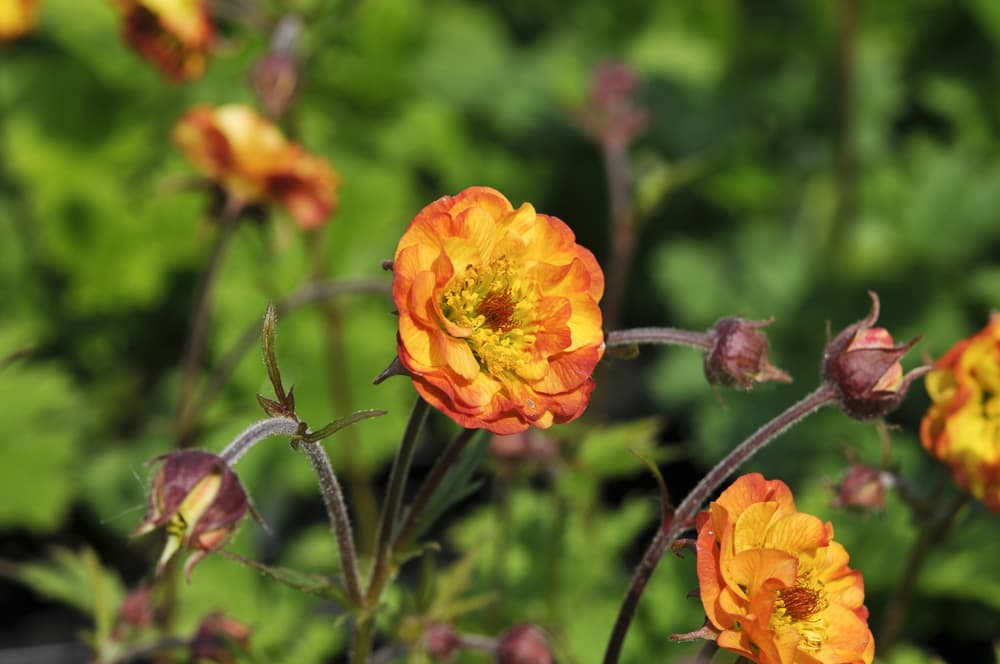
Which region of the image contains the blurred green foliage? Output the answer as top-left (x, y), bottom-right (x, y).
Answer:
top-left (2, 0), bottom-right (999, 662)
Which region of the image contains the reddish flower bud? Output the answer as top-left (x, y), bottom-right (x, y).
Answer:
top-left (131, 450), bottom-right (249, 580)
top-left (575, 61), bottom-right (648, 147)
top-left (822, 292), bottom-right (929, 420)
top-left (252, 52), bottom-right (300, 118)
top-left (496, 624), bottom-right (553, 664)
top-left (424, 622), bottom-right (461, 661)
top-left (191, 613), bottom-right (251, 663)
top-left (704, 317), bottom-right (791, 389)
top-left (117, 584), bottom-right (156, 635)
top-left (489, 430), bottom-right (558, 468)
top-left (830, 461), bottom-right (891, 512)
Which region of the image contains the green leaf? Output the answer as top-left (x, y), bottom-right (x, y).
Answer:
top-left (0, 547), bottom-right (124, 645)
top-left (0, 327), bottom-right (89, 531)
top-left (409, 431), bottom-right (490, 542)
top-left (302, 409), bottom-right (388, 443)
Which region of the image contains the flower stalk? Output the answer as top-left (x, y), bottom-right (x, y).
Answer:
top-left (605, 327), bottom-right (713, 351)
top-left (301, 441), bottom-right (364, 607)
top-left (393, 427), bottom-right (478, 554)
top-left (366, 398), bottom-right (431, 605)
top-left (601, 383), bottom-right (838, 664)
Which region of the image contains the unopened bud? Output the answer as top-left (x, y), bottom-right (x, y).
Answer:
top-left (132, 450), bottom-right (249, 580)
top-left (704, 317), bottom-right (791, 389)
top-left (496, 624), bottom-right (553, 664)
top-left (831, 461), bottom-right (891, 512)
top-left (424, 622), bottom-right (461, 661)
top-left (489, 430), bottom-right (558, 467)
top-left (822, 292), bottom-right (929, 420)
top-left (191, 613), bottom-right (251, 663)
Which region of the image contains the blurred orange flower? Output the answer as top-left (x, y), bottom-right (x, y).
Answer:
top-left (118, 0), bottom-right (214, 81)
top-left (696, 473), bottom-right (874, 664)
top-left (392, 187), bottom-right (604, 434)
top-left (173, 104), bottom-right (341, 229)
top-left (0, 0), bottom-right (39, 41)
top-left (921, 316), bottom-right (1000, 512)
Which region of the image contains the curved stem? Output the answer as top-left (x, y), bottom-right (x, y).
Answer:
top-left (878, 491), bottom-right (971, 651)
top-left (366, 398), bottom-right (430, 605)
top-left (218, 417), bottom-right (300, 465)
top-left (606, 327), bottom-right (713, 351)
top-left (302, 440), bottom-right (364, 607)
top-left (393, 428), bottom-right (477, 553)
top-left (602, 384), bottom-right (838, 664)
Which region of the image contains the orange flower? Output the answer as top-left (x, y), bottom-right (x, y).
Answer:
top-left (920, 316), bottom-right (1000, 512)
top-left (0, 0), bottom-right (39, 41)
top-left (173, 104), bottom-right (341, 229)
top-left (118, 0), bottom-right (214, 81)
top-left (696, 473), bottom-right (874, 664)
top-left (392, 187), bottom-right (605, 434)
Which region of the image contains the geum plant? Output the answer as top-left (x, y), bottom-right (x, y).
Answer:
top-left (133, 186), bottom-right (935, 663)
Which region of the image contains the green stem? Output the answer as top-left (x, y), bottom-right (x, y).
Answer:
top-left (366, 398), bottom-right (430, 605)
top-left (393, 427), bottom-right (477, 553)
top-left (175, 211), bottom-right (238, 448)
top-left (602, 384), bottom-right (838, 664)
top-left (350, 615), bottom-right (376, 664)
top-left (878, 490), bottom-right (971, 652)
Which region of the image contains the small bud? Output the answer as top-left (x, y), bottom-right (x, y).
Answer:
top-left (191, 613), bottom-right (251, 663)
top-left (489, 430), bottom-right (557, 467)
top-left (574, 61), bottom-right (648, 147)
top-left (117, 584), bottom-right (156, 632)
top-left (822, 292), bottom-right (929, 420)
top-left (252, 52), bottom-right (299, 118)
top-left (496, 624), bottom-right (553, 664)
top-left (704, 317), bottom-right (791, 389)
top-left (424, 622), bottom-right (461, 661)
top-left (830, 461), bottom-right (892, 512)
top-left (131, 450), bottom-right (249, 580)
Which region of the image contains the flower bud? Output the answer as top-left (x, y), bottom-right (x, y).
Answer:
top-left (132, 450), bottom-right (249, 580)
top-left (822, 292), bottom-right (928, 420)
top-left (252, 53), bottom-right (300, 118)
top-left (830, 461), bottom-right (891, 512)
top-left (704, 317), bottom-right (791, 389)
top-left (496, 624), bottom-right (553, 664)
top-left (489, 430), bottom-right (558, 468)
top-left (191, 613), bottom-right (251, 663)
top-left (424, 622), bottom-right (461, 661)
top-left (116, 584), bottom-right (156, 637)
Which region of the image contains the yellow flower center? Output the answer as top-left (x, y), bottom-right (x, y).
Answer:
top-left (440, 258), bottom-right (537, 375)
top-left (772, 573), bottom-right (829, 653)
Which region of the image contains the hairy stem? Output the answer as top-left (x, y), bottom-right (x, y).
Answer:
top-left (602, 384), bottom-right (838, 664)
top-left (302, 440), bottom-right (364, 607)
top-left (393, 428), bottom-right (477, 553)
top-left (218, 417), bottom-right (300, 465)
top-left (350, 615), bottom-right (376, 664)
top-left (606, 327), bottom-right (713, 350)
